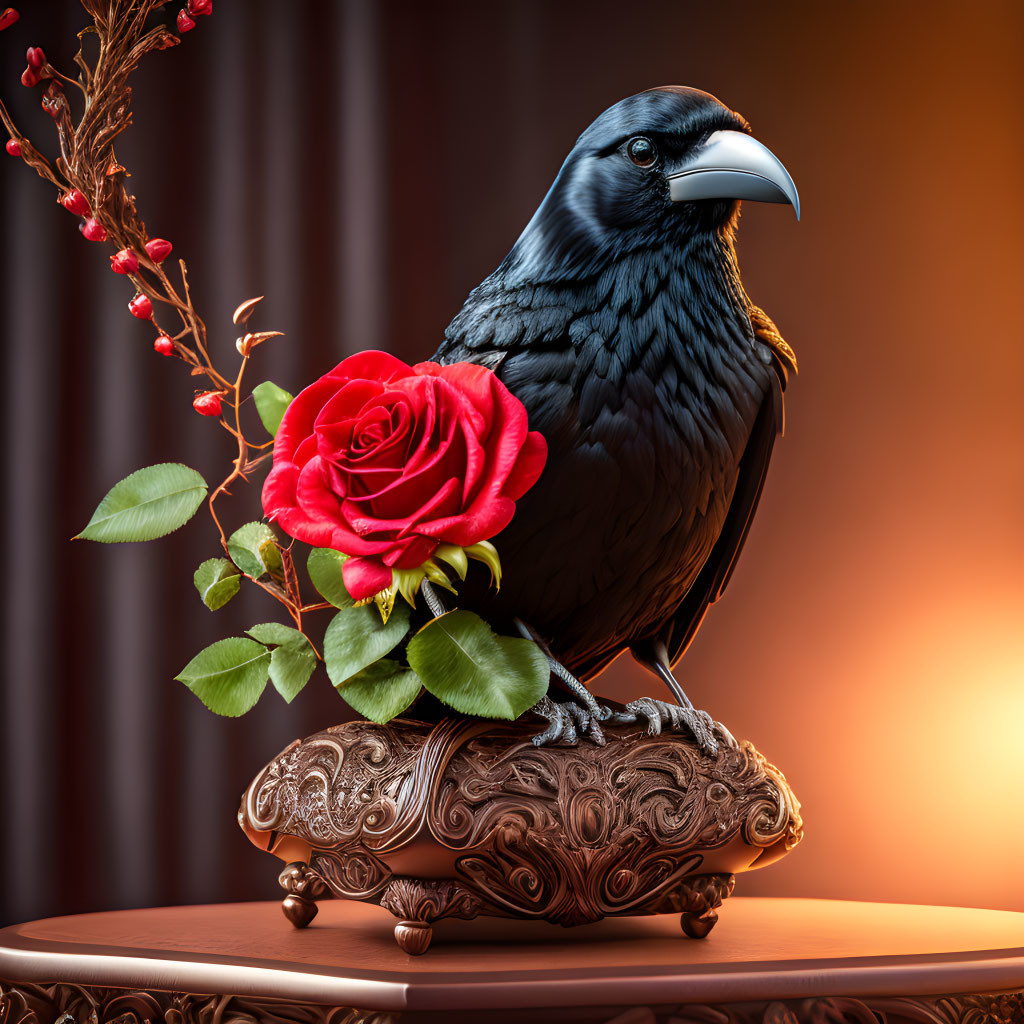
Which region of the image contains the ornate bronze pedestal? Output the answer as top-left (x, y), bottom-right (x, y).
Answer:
top-left (239, 715), bottom-right (802, 954)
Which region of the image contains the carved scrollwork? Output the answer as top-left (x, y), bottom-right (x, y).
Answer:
top-left (645, 872), bottom-right (736, 917)
top-left (0, 983), bottom-right (396, 1024)
top-left (3, 981), bottom-right (1023, 1024)
top-left (660, 992), bottom-right (1024, 1024)
top-left (278, 861), bottom-right (330, 900)
top-left (309, 847), bottom-right (392, 901)
top-left (239, 715), bottom-right (802, 931)
top-left (379, 878), bottom-right (481, 923)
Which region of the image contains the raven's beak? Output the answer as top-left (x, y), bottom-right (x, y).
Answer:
top-left (667, 130), bottom-right (800, 220)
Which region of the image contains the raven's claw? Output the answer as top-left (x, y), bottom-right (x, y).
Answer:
top-left (612, 697), bottom-right (721, 754)
top-left (530, 695), bottom-right (610, 747)
top-left (515, 618), bottom-right (612, 746)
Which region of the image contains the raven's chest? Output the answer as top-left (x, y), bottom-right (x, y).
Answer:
top-left (523, 320), bottom-right (767, 499)
top-left (587, 340), bottom-right (761, 541)
top-left (496, 326), bottom-right (771, 617)
top-left (440, 240), bottom-right (778, 667)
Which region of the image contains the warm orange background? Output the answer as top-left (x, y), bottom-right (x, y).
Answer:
top-left (590, 1), bottom-right (1024, 911)
top-left (0, 0), bottom-right (1021, 923)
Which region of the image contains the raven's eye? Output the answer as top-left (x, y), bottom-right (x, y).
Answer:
top-left (626, 136), bottom-right (657, 168)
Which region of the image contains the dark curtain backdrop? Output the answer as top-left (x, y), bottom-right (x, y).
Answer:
top-left (2, 0), bottom-right (1023, 927)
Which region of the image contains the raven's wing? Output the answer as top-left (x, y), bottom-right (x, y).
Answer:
top-left (659, 305), bottom-right (796, 668)
top-left (433, 339), bottom-right (509, 372)
top-left (436, 300), bottom-right (796, 673)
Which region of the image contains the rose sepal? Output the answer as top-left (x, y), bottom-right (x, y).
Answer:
top-left (360, 557), bottom-right (460, 623)
top-left (357, 541), bottom-right (504, 623)
top-left (433, 544), bottom-right (469, 581)
top-left (464, 541), bottom-right (502, 589)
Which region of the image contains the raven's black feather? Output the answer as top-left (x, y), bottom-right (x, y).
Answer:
top-left (433, 87), bottom-right (790, 681)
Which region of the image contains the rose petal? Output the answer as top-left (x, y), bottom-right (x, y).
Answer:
top-left (262, 461), bottom-right (300, 518)
top-left (326, 350), bottom-right (415, 385)
top-left (332, 461), bottom-right (403, 500)
top-left (416, 495), bottom-right (517, 546)
top-left (349, 387), bottom-right (460, 510)
top-left (294, 432), bottom-right (321, 470)
top-left (314, 378), bottom-right (385, 429)
top-left (274, 375), bottom-right (347, 461)
top-left (293, 456), bottom-right (391, 554)
top-left (456, 407), bottom-right (487, 504)
top-left (449, 373), bottom-right (530, 524)
top-left (341, 556), bottom-right (393, 601)
top-left (417, 360), bottom-right (496, 431)
top-left (384, 534), bottom-right (437, 569)
top-left (502, 429), bottom-right (548, 500)
top-left (296, 456), bottom-right (342, 519)
top-left (394, 378), bottom-right (441, 474)
top-left (352, 442), bottom-right (461, 517)
top-left (344, 475), bottom-right (461, 537)
top-left (270, 507), bottom-right (340, 549)
top-left (321, 391), bottom-right (414, 470)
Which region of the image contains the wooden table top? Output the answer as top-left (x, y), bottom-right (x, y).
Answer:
top-left (2, 898), bottom-right (1023, 1012)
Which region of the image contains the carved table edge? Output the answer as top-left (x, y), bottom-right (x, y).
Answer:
top-left (2, 975), bottom-right (1024, 1024)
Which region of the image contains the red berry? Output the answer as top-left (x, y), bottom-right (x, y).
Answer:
top-left (193, 391), bottom-right (222, 416)
top-left (144, 238), bottom-right (172, 263)
top-left (177, 9), bottom-right (195, 31)
top-left (187, 0), bottom-right (212, 13)
top-left (20, 66), bottom-right (38, 87)
top-left (128, 293), bottom-right (153, 319)
top-left (26, 47), bottom-right (44, 68)
top-left (110, 248), bottom-right (139, 274)
top-left (5, 138), bottom-right (21, 156)
top-left (61, 189), bottom-right (90, 216)
top-left (0, 9), bottom-right (20, 32)
top-left (81, 218), bottom-right (106, 241)
top-left (153, 335), bottom-right (175, 356)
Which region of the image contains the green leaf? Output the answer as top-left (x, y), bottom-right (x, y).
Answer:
top-left (76, 463), bottom-right (207, 543)
top-left (406, 610), bottom-right (548, 720)
top-left (194, 558), bottom-right (241, 610)
top-left (323, 602), bottom-right (410, 687)
top-left (307, 548), bottom-right (354, 607)
top-left (228, 522), bottom-right (283, 578)
top-left (246, 622), bottom-right (308, 648)
top-left (269, 645), bottom-right (316, 702)
top-left (175, 637), bottom-right (271, 717)
top-left (252, 381), bottom-right (293, 437)
top-left (246, 623), bottom-right (315, 702)
top-left (335, 658), bottom-right (422, 723)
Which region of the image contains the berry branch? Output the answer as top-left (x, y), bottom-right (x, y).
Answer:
top-left (3, 1), bottom-right (549, 726)
top-left (1, 0), bottom-right (321, 653)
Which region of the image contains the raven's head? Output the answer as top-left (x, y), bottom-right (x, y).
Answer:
top-left (503, 86), bottom-right (799, 285)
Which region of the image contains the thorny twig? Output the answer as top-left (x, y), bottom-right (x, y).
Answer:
top-left (2, 1), bottom-right (322, 656)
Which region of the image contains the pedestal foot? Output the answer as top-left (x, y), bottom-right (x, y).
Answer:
top-left (380, 878), bottom-right (480, 953)
top-left (277, 861), bottom-right (328, 929)
top-left (394, 920), bottom-right (433, 955)
top-left (681, 908), bottom-right (718, 939)
top-left (282, 894), bottom-right (318, 929)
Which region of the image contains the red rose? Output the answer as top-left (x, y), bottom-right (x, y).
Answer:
top-left (262, 351), bottom-right (547, 601)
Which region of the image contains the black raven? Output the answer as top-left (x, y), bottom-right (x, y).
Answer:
top-left (431, 87), bottom-right (799, 749)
